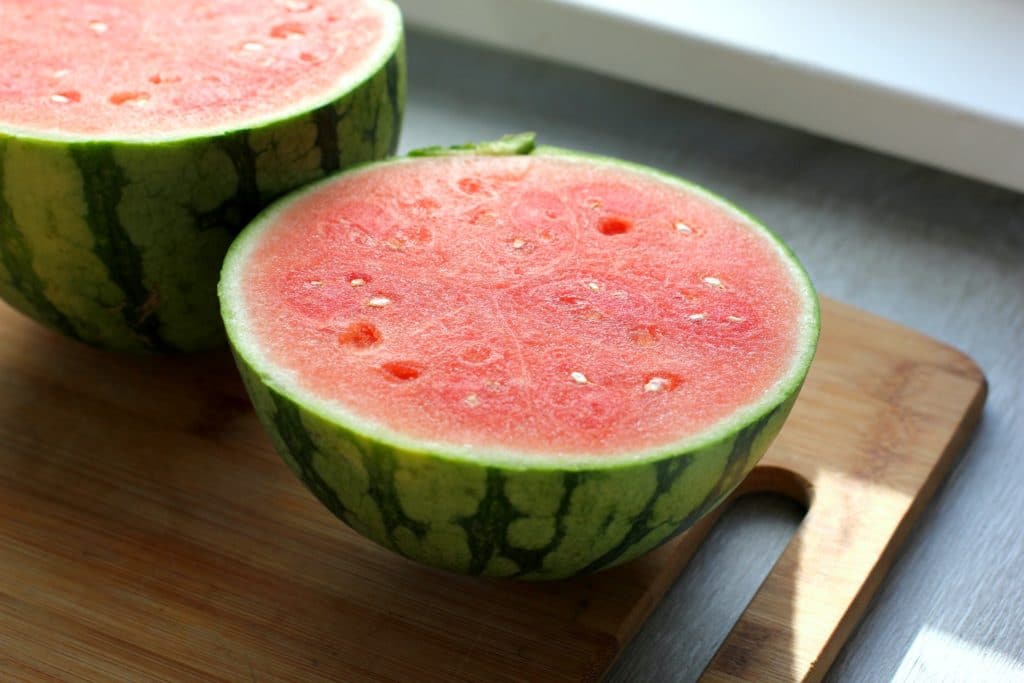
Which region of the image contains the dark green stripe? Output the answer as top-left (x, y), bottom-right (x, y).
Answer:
top-left (384, 51), bottom-right (403, 155)
top-left (576, 456), bottom-right (693, 575)
top-left (221, 132), bottom-right (260, 207)
top-left (271, 394), bottom-right (354, 523)
top-left (69, 145), bottom-right (170, 351)
top-left (461, 472), bottom-right (582, 578)
top-left (191, 131), bottom-right (267, 242)
top-left (313, 106), bottom-right (341, 176)
top-left (460, 470), bottom-right (518, 575)
top-left (0, 144), bottom-right (78, 338)
top-left (360, 439), bottom-right (428, 545)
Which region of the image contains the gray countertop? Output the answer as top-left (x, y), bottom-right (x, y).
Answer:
top-left (401, 30), bottom-right (1024, 682)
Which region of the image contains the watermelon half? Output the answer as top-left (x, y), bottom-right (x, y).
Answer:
top-left (0, 0), bottom-right (404, 352)
top-left (220, 134), bottom-right (820, 579)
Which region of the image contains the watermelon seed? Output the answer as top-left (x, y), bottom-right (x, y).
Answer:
top-left (464, 394), bottom-right (481, 408)
top-left (644, 374), bottom-right (681, 392)
top-left (511, 238), bottom-right (526, 249)
top-left (338, 322), bottom-right (382, 349)
top-left (285, 0), bottom-right (314, 11)
top-left (88, 20), bottom-right (108, 34)
top-left (367, 296), bottom-right (392, 307)
top-left (727, 315), bottom-right (746, 323)
top-left (349, 278), bottom-right (366, 287)
top-left (305, 280), bottom-right (322, 288)
top-left (703, 276), bottom-right (724, 288)
top-left (570, 371), bottom-right (589, 385)
top-left (51, 91), bottom-right (81, 104)
top-left (53, 69), bottom-right (71, 79)
top-left (598, 217), bottom-right (632, 236)
top-left (586, 282), bottom-right (601, 291)
top-left (242, 42), bottom-right (265, 52)
top-left (674, 221), bottom-right (693, 234)
top-left (108, 91), bottom-right (150, 106)
top-left (644, 377), bottom-right (670, 393)
top-left (382, 361), bottom-right (423, 381)
top-left (688, 313), bottom-right (707, 321)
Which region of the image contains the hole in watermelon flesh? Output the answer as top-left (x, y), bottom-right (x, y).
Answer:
top-left (459, 345), bottom-right (493, 364)
top-left (51, 90), bottom-right (81, 103)
top-left (598, 217), bottom-right (632, 235)
top-left (338, 322), bottom-right (382, 349)
top-left (109, 91), bottom-right (150, 106)
top-left (381, 361), bottom-right (423, 381)
top-left (270, 22), bottom-right (306, 39)
top-left (630, 324), bottom-right (662, 346)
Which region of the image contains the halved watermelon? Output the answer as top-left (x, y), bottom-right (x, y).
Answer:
top-left (220, 134), bottom-right (820, 579)
top-left (0, 0), bottom-right (404, 351)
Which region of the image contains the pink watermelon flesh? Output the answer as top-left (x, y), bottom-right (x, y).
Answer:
top-left (241, 155), bottom-right (807, 457)
top-left (0, 0), bottom-right (386, 137)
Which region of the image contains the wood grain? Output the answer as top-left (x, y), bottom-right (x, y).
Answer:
top-left (0, 297), bottom-right (985, 682)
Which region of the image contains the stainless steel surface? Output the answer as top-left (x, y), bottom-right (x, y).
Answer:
top-left (401, 30), bottom-right (1024, 681)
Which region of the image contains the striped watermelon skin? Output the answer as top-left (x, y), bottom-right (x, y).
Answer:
top-left (236, 352), bottom-right (799, 580)
top-left (0, 40), bottom-right (404, 353)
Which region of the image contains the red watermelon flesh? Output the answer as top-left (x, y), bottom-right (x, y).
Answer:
top-left (238, 153), bottom-right (809, 457)
top-left (0, 0), bottom-right (387, 138)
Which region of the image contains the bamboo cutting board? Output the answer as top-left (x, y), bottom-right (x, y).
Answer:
top-left (0, 297), bottom-right (985, 682)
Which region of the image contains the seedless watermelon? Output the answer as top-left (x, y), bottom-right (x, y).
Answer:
top-left (0, 0), bottom-right (404, 351)
top-left (220, 134), bottom-right (819, 579)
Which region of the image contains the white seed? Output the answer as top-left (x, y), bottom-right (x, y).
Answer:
top-left (727, 315), bottom-right (745, 322)
top-left (53, 69), bottom-right (70, 78)
top-left (703, 276), bottom-right (724, 288)
top-left (367, 296), bottom-right (391, 307)
top-left (512, 238), bottom-right (526, 249)
top-left (570, 371), bottom-right (588, 385)
top-left (285, 0), bottom-right (312, 10)
top-left (50, 94), bottom-right (70, 103)
top-left (350, 278), bottom-right (366, 287)
top-left (88, 20), bottom-right (108, 33)
top-left (674, 221), bottom-right (693, 234)
top-left (464, 394), bottom-right (481, 408)
top-left (688, 313), bottom-right (706, 321)
top-left (586, 282), bottom-right (600, 291)
top-left (644, 377), bottom-right (669, 393)
top-left (305, 280), bottom-right (322, 288)
top-left (242, 42), bottom-right (265, 51)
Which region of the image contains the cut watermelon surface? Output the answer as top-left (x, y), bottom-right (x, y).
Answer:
top-left (221, 136), bottom-right (819, 578)
top-left (0, 0), bottom-right (404, 351)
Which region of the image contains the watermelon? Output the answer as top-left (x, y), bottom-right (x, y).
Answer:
top-left (220, 134), bottom-right (820, 579)
top-left (0, 0), bottom-right (404, 352)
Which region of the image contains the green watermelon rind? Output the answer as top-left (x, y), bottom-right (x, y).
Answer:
top-left (0, 0), bottom-right (405, 352)
top-left (220, 142), bottom-right (819, 579)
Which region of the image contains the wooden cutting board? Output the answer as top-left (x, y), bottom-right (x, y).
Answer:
top-left (0, 297), bottom-right (985, 683)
